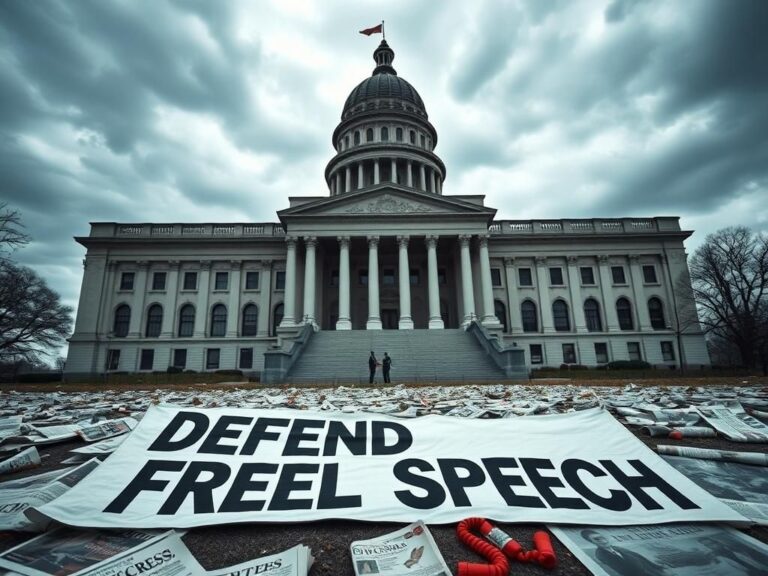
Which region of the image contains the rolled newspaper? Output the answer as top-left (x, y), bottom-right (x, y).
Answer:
top-left (657, 445), bottom-right (768, 466)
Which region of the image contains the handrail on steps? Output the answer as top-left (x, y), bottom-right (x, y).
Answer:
top-left (465, 320), bottom-right (528, 380)
top-left (262, 323), bottom-right (315, 384)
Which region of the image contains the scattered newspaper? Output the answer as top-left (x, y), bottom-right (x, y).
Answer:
top-left (662, 454), bottom-right (768, 524)
top-left (657, 445), bottom-right (768, 466)
top-left (696, 404), bottom-right (768, 442)
top-left (32, 424), bottom-right (81, 440)
top-left (0, 416), bottom-right (22, 439)
top-left (70, 435), bottom-right (127, 455)
top-left (0, 447), bottom-right (40, 475)
top-left (668, 426), bottom-right (716, 438)
top-left (0, 467), bottom-right (75, 490)
top-left (445, 405), bottom-right (487, 418)
top-left (350, 521), bottom-right (451, 576)
top-left (78, 417), bottom-right (137, 443)
top-left (207, 544), bottom-right (313, 576)
top-left (551, 523), bottom-right (768, 576)
top-left (0, 459), bottom-right (99, 531)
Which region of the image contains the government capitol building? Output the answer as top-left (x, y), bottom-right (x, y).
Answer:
top-left (65, 40), bottom-right (710, 382)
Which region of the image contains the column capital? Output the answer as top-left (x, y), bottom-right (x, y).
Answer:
top-left (136, 260), bottom-right (150, 270)
top-left (397, 235), bottom-right (410, 248)
top-left (304, 236), bottom-right (318, 247)
top-left (425, 235), bottom-right (439, 249)
top-left (107, 260), bottom-right (118, 270)
top-left (260, 259), bottom-right (273, 270)
top-left (628, 254), bottom-right (641, 262)
top-left (458, 234), bottom-right (472, 247)
top-left (337, 236), bottom-right (350, 248)
top-left (230, 260), bottom-right (242, 270)
top-left (200, 260), bottom-right (212, 270)
top-left (285, 236), bottom-right (299, 248)
top-left (367, 235), bottom-right (380, 247)
top-left (534, 256), bottom-right (547, 265)
top-left (597, 255), bottom-right (610, 264)
top-left (477, 234), bottom-right (489, 248)
top-left (503, 257), bottom-right (515, 267)
top-left (567, 256), bottom-right (579, 264)
top-left (168, 260), bottom-right (181, 270)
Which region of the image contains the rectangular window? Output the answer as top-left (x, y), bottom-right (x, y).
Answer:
top-left (330, 270), bottom-right (339, 287)
top-left (627, 342), bottom-right (642, 361)
top-left (643, 265), bottom-right (658, 284)
top-left (383, 269), bottom-right (396, 286)
top-left (580, 267), bottom-right (595, 285)
top-left (245, 271), bottom-right (259, 290)
top-left (173, 349), bottom-right (187, 369)
top-left (594, 343), bottom-right (609, 364)
top-left (562, 343), bottom-right (577, 364)
top-left (518, 268), bottom-right (533, 286)
top-left (120, 272), bottom-right (135, 291)
top-left (139, 349), bottom-right (154, 371)
top-left (183, 271), bottom-right (197, 290)
top-left (530, 344), bottom-right (543, 364)
top-left (409, 269), bottom-right (420, 286)
top-left (239, 348), bottom-right (254, 369)
top-left (215, 272), bottom-right (229, 290)
top-left (549, 267), bottom-right (564, 286)
top-left (611, 266), bottom-right (626, 284)
top-left (106, 349), bottom-right (120, 371)
top-left (437, 268), bottom-right (447, 285)
top-left (491, 268), bottom-right (502, 287)
top-left (206, 348), bottom-right (220, 370)
top-left (151, 272), bottom-right (166, 291)
top-left (359, 270), bottom-right (369, 285)
top-left (661, 341), bottom-right (675, 361)
top-left (275, 271), bottom-right (286, 290)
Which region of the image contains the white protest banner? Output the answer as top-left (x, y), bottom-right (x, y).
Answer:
top-left (36, 405), bottom-right (746, 529)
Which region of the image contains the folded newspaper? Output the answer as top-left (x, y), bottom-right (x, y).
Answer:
top-left (696, 403), bottom-right (768, 442)
top-left (350, 521), bottom-right (451, 576)
top-left (0, 447), bottom-right (40, 475)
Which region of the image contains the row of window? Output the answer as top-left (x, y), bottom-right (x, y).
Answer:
top-left (492, 264), bottom-right (659, 289)
top-left (119, 270), bottom-right (286, 292)
top-left (108, 347), bottom-right (256, 371)
top-left (342, 126), bottom-right (430, 151)
top-left (529, 341), bottom-right (675, 365)
top-left (518, 297), bottom-right (666, 332)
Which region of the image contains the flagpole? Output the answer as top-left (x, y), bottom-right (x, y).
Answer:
top-left (382, 20), bottom-right (385, 40)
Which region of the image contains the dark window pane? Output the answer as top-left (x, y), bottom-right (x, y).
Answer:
top-left (648, 297), bottom-right (665, 329)
top-left (518, 268), bottom-right (533, 286)
top-left (383, 269), bottom-right (396, 286)
top-left (139, 349), bottom-right (154, 371)
top-left (661, 341), bottom-right (675, 361)
top-left (437, 268), bottom-right (446, 285)
top-left (359, 270), bottom-right (368, 285)
top-left (611, 266), bottom-right (626, 284)
top-left (491, 268), bottom-right (502, 287)
top-left (627, 342), bottom-right (641, 361)
top-left (106, 350), bottom-right (120, 370)
top-left (178, 304), bottom-right (195, 337)
top-left (580, 267), bottom-right (595, 285)
top-left (239, 348), bottom-right (253, 369)
top-left (549, 267), bottom-right (564, 286)
top-left (562, 343), bottom-right (576, 364)
top-left (173, 349), bottom-right (187, 369)
top-left (145, 305), bottom-right (163, 337)
top-left (409, 130), bottom-right (415, 144)
top-left (494, 300), bottom-right (507, 333)
top-left (206, 348), bottom-right (220, 370)
top-left (245, 271), bottom-right (259, 290)
top-left (584, 299), bottom-right (602, 332)
top-left (273, 303), bottom-right (284, 335)
top-left (409, 269), bottom-right (420, 285)
top-left (114, 305), bottom-right (131, 337)
top-left (595, 343), bottom-right (609, 364)
top-left (120, 272), bottom-right (134, 290)
top-left (381, 127), bottom-right (388, 141)
top-left (242, 304), bottom-right (258, 336)
top-left (396, 127), bottom-right (403, 142)
top-left (354, 131), bottom-right (360, 145)
top-left (420, 134), bottom-right (426, 148)
top-left (152, 272), bottom-right (166, 291)
top-left (330, 270), bottom-right (339, 287)
top-left (275, 271), bottom-right (286, 290)
top-left (366, 128), bottom-right (373, 142)
top-left (521, 301), bottom-right (538, 332)
top-left (553, 300), bottom-right (570, 331)
top-left (211, 304), bottom-right (227, 337)
top-left (215, 272), bottom-right (228, 290)
top-left (530, 344), bottom-right (543, 364)
top-left (643, 265), bottom-right (658, 283)
top-left (617, 298), bottom-right (634, 330)
top-left (183, 272), bottom-right (197, 290)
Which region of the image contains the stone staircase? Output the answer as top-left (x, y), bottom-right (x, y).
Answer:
top-left (286, 329), bottom-right (508, 384)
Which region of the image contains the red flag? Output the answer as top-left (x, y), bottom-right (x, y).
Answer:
top-left (359, 24), bottom-right (383, 36)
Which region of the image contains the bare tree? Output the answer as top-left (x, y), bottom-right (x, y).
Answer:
top-left (0, 261), bottom-right (73, 362)
top-left (688, 226), bottom-right (768, 371)
top-left (0, 203), bottom-right (30, 261)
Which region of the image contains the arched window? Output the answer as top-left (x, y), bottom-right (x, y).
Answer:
top-left (344, 135), bottom-right (349, 149)
top-left (353, 131), bottom-right (360, 146)
top-left (178, 304), bottom-right (195, 337)
top-left (366, 128), bottom-right (374, 142)
top-left (616, 298), bottom-right (634, 330)
top-left (553, 300), bottom-right (570, 332)
top-left (210, 304), bottom-right (227, 337)
top-left (242, 304), bottom-right (258, 337)
top-left (381, 127), bottom-right (389, 141)
top-left (584, 298), bottom-right (602, 332)
top-left (396, 127), bottom-right (403, 142)
top-left (145, 304), bottom-right (162, 338)
top-left (494, 300), bottom-right (508, 333)
top-left (113, 305), bottom-right (130, 337)
top-left (648, 297), bottom-right (665, 329)
top-left (409, 130), bottom-right (416, 144)
top-left (521, 301), bottom-right (538, 332)
top-left (272, 303), bottom-right (284, 337)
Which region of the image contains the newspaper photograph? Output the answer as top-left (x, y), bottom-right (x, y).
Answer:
top-left (696, 404), bottom-right (768, 442)
top-left (0, 447), bottom-right (40, 475)
top-left (0, 527), bottom-right (168, 576)
top-left (78, 418), bottom-right (137, 443)
top-left (207, 544), bottom-right (313, 576)
top-left (350, 521), bottom-right (451, 576)
top-left (551, 524), bottom-right (768, 576)
top-left (85, 531), bottom-right (202, 576)
top-left (657, 445), bottom-right (768, 466)
top-left (0, 459), bottom-right (99, 531)
top-left (662, 454), bottom-right (768, 524)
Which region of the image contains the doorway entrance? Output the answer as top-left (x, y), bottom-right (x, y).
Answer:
top-left (381, 308), bottom-right (398, 329)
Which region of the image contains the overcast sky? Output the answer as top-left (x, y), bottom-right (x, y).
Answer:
top-left (1, 0), bottom-right (767, 325)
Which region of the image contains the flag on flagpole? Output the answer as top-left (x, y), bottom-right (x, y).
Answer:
top-left (359, 24), bottom-right (383, 36)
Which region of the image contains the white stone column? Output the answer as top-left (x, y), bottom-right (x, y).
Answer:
top-left (397, 236), bottom-right (413, 329)
top-left (430, 169), bottom-right (437, 194)
top-left (420, 164), bottom-right (427, 191)
top-left (598, 255), bottom-right (620, 331)
top-left (302, 237), bottom-right (317, 326)
top-left (226, 260), bottom-right (242, 336)
top-left (336, 236), bottom-right (352, 330)
top-left (407, 161), bottom-right (413, 187)
top-left (280, 237), bottom-right (298, 327)
top-left (567, 256), bottom-right (587, 332)
top-left (437, 177), bottom-right (442, 194)
top-left (128, 261), bottom-right (149, 337)
top-left (478, 235), bottom-right (501, 327)
top-left (629, 255), bottom-right (652, 330)
top-left (535, 256), bottom-right (554, 333)
top-left (459, 235), bottom-right (476, 326)
top-left (335, 173), bottom-right (342, 195)
top-left (374, 160), bottom-right (380, 185)
top-left (426, 235), bottom-right (444, 329)
top-left (193, 261), bottom-right (211, 337)
top-left (391, 159), bottom-right (398, 184)
top-left (160, 261), bottom-right (180, 338)
top-left (345, 166), bottom-right (351, 192)
top-left (257, 260), bottom-right (272, 336)
top-left (366, 236), bottom-right (382, 329)
top-left (504, 257), bottom-right (523, 332)
top-left (357, 163), bottom-right (364, 189)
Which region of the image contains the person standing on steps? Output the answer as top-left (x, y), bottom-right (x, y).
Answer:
top-left (382, 352), bottom-right (392, 383)
top-left (368, 351), bottom-right (378, 384)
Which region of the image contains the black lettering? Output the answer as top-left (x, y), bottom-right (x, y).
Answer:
top-left (199, 416), bottom-right (253, 455)
top-left (437, 458), bottom-right (485, 507)
top-left (393, 458), bottom-right (446, 509)
top-left (148, 412), bottom-right (210, 452)
top-left (318, 463), bottom-right (362, 509)
top-left (520, 458), bottom-right (588, 509)
top-left (218, 463), bottom-right (278, 512)
top-left (158, 461), bottom-right (231, 514)
top-left (601, 459), bottom-right (699, 510)
top-left (562, 459), bottom-right (631, 511)
top-left (104, 460), bottom-right (185, 513)
top-left (372, 421), bottom-right (413, 455)
top-left (268, 463), bottom-right (317, 510)
top-left (240, 417), bottom-right (290, 456)
top-left (323, 420), bottom-right (367, 456)
top-left (282, 419), bottom-right (325, 456)
top-left (482, 457), bottom-right (545, 508)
